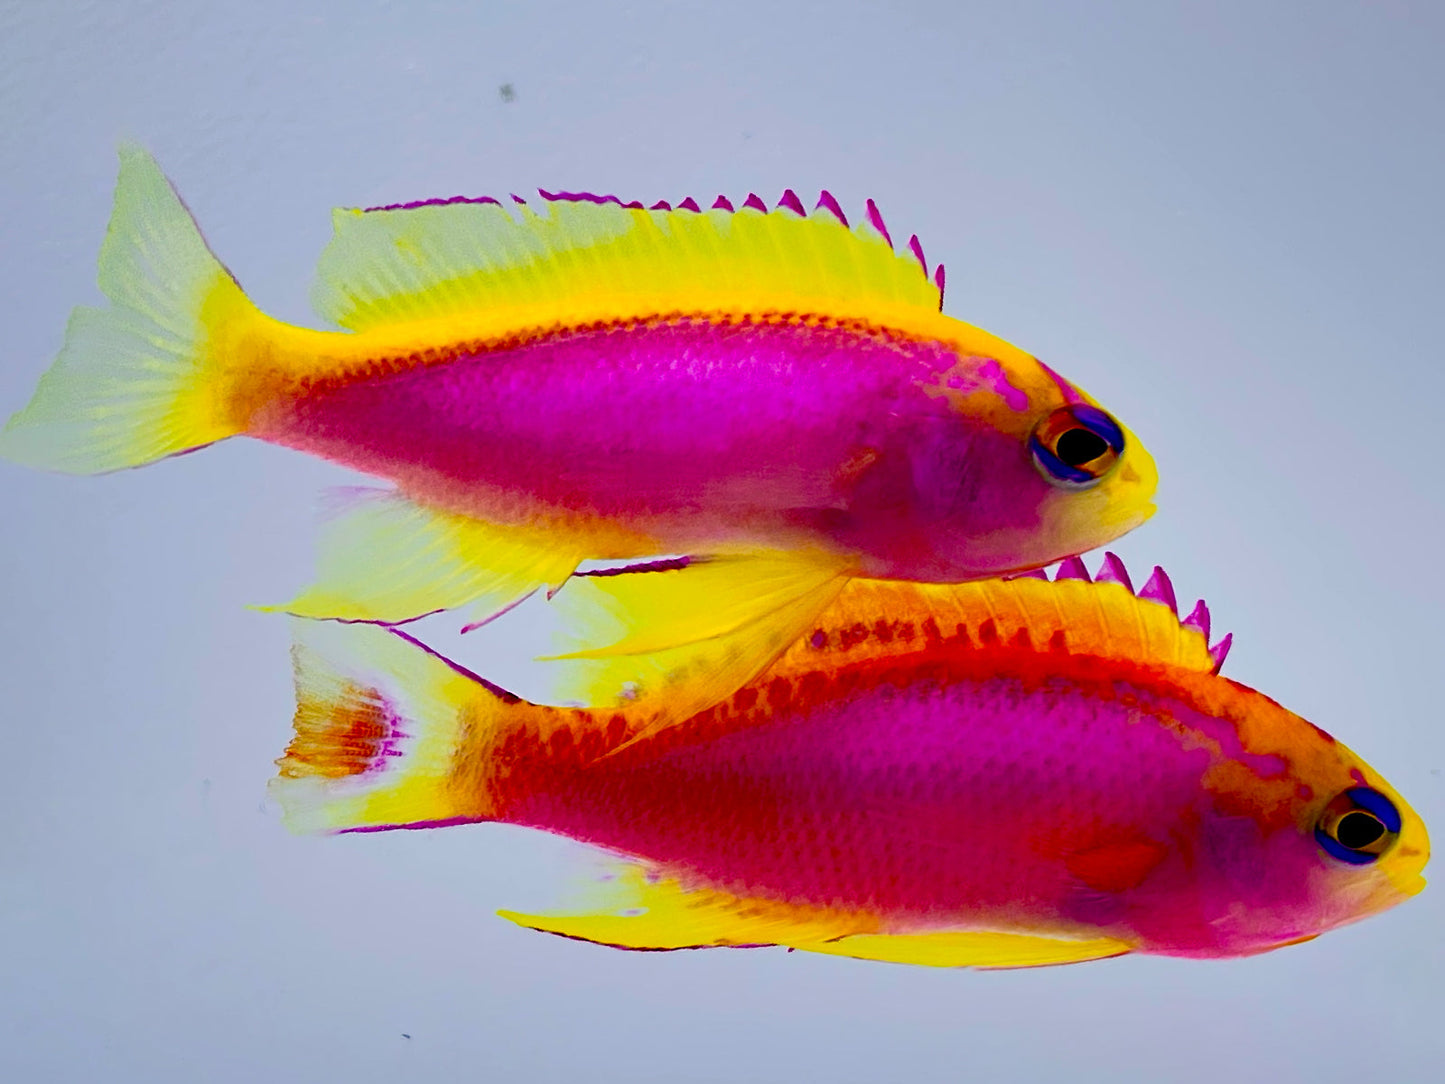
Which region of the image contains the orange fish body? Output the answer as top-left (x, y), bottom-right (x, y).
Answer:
top-left (274, 558), bottom-right (1427, 968)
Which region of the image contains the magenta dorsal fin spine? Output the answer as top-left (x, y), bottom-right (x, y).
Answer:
top-left (742, 193), bottom-right (768, 213)
top-left (678, 196), bottom-right (702, 212)
top-left (933, 264), bottom-right (946, 309)
top-left (1094, 552), bottom-right (1134, 593)
top-left (1182, 599), bottom-right (1212, 642)
top-left (908, 234), bottom-right (928, 276)
top-left (712, 195), bottom-right (735, 212)
top-left (1139, 567), bottom-right (1177, 615)
top-left (540, 189), bottom-right (630, 207)
top-left (510, 194), bottom-right (527, 206)
top-left (777, 189), bottom-right (806, 217)
top-left (362, 194), bottom-right (505, 212)
top-left (1209, 633), bottom-right (1234, 674)
top-left (649, 200), bottom-right (672, 211)
top-left (815, 190), bottom-right (848, 226)
top-left (864, 199), bottom-right (893, 248)
top-left (1055, 556), bottom-right (1091, 582)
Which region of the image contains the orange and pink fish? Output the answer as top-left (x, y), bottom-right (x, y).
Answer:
top-left (274, 556), bottom-right (1427, 968)
top-left (0, 149), bottom-right (1156, 689)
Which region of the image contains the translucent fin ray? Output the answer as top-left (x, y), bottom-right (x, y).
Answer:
top-left (262, 488), bottom-right (584, 626)
top-left (0, 146), bottom-right (266, 473)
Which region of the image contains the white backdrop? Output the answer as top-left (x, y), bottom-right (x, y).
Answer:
top-left (2, 3), bottom-right (1441, 1080)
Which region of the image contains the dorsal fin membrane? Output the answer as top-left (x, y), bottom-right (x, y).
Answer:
top-left (313, 189), bottom-right (943, 332)
top-left (770, 554), bottom-right (1223, 680)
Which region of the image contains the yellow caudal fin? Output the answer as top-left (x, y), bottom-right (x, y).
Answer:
top-left (535, 551), bottom-right (851, 729)
top-left (263, 488), bottom-right (586, 627)
top-left (271, 619), bottom-right (506, 834)
top-left (311, 188), bottom-right (944, 336)
top-left (501, 863), bottom-right (1132, 969)
top-left (0, 146), bottom-right (271, 473)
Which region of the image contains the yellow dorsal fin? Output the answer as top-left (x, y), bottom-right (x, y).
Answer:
top-left (500, 862), bottom-right (1132, 969)
top-left (311, 190), bottom-right (943, 333)
top-left (760, 555), bottom-right (1224, 681)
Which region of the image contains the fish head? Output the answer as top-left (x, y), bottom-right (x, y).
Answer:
top-left (870, 359), bottom-right (1158, 580)
top-left (1128, 693), bottom-right (1428, 959)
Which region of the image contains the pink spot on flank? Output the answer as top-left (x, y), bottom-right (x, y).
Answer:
top-left (976, 359), bottom-right (1030, 412)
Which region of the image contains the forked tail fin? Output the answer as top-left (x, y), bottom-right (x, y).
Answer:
top-left (272, 621), bottom-right (513, 834)
top-left (0, 146), bottom-right (270, 473)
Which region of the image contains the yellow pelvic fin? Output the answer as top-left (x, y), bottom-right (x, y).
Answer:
top-left (0, 146), bottom-right (273, 474)
top-left (761, 574), bottom-right (1218, 680)
top-left (263, 488), bottom-right (585, 626)
top-left (310, 190), bottom-right (943, 335)
top-left (501, 864), bottom-right (1132, 969)
top-left (535, 550), bottom-right (851, 729)
top-left (499, 864), bottom-right (874, 951)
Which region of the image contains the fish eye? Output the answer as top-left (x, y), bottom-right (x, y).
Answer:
top-left (1315, 788), bottom-right (1401, 865)
top-left (1030, 404), bottom-right (1125, 489)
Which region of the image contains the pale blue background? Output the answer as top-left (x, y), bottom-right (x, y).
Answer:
top-left (2, 2), bottom-right (1442, 1081)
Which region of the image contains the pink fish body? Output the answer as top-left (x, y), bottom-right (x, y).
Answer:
top-left (275, 558), bottom-right (1427, 967)
top-left (0, 149), bottom-right (1157, 651)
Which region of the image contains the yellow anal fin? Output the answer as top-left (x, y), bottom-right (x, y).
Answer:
top-left (499, 865), bottom-right (873, 951)
top-left (797, 930), bottom-right (1132, 970)
top-left (263, 487), bottom-right (584, 627)
top-left (536, 550), bottom-right (851, 728)
top-left (499, 865), bottom-right (1132, 970)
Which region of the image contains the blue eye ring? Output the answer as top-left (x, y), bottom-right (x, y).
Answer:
top-left (1315, 787), bottom-right (1401, 865)
top-left (1030, 404), bottom-right (1126, 489)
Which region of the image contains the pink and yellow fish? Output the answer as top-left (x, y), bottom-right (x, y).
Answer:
top-left (273, 556), bottom-right (1427, 968)
top-left (0, 149), bottom-right (1155, 685)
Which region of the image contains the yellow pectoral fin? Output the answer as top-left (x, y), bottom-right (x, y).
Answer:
top-left (262, 488), bottom-right (584, 626)
top-left (499, 865), bottom-right (874, 952)
top-left (536, 550), bottom-right (852, 725)
top-left (796, 930), bottom-right (1133, 970)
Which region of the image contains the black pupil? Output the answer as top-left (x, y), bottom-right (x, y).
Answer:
top-left (1336, 810), bottom-right (1386, 849)
top-left (1054, 427), bottom-right (1111, 467)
